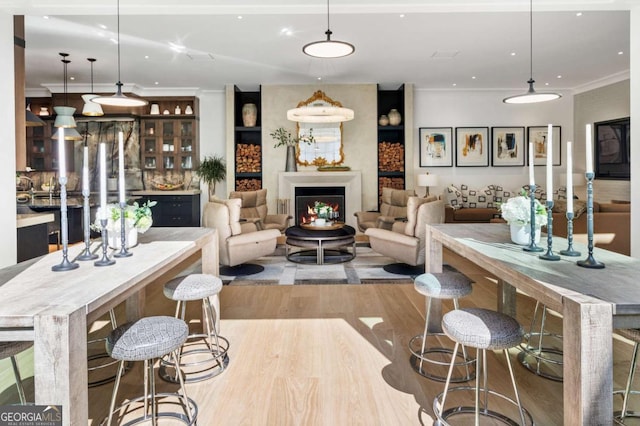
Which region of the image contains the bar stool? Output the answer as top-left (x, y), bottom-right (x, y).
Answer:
top-left (518, 301), bottom-right (563, 382)
top-left (434, 308), bottom-right (534, 425)
top-left (614, 328), bottom-right (640, 423)
top-left (408, 272), bottom-right (475, 382)
top-left (88, 309), bottom-right (132, 387)
top-left (103, 316), bottom-right (198, 426)
top-left (0, 342), bottom-right (32, 404)
top-left (159, 274), bottom-right (229, 383)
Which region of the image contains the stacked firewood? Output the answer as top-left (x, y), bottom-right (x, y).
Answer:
top-left (378, 142), bottom-right (404, 172)
top-left (235, 178), bottom-right (261, 191)
top-left (235, 144), bottom-right (261, 173)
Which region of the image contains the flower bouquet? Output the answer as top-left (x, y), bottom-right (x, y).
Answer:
top-left (499, 191), bottom-right (546, 245)
top-left (312, 201), bottom-right (333, 225)
top-left (93, 200), bottom-right (157, 248)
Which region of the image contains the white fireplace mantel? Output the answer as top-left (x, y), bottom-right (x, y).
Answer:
top-left (278, 171), bottom-right (362, 229)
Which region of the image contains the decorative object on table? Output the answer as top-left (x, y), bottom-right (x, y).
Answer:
top-left (539, 200), bottom-right (560, 260)
top-left (417, 173), bottom-right (438, 197)
top-left (528, 125), bottom-right (562, 166)
top-left (241, 103), bottom-right (257, 127)
top-left (577, 168), bottom-right (604, 268)
top-left (95, 143), bottom-right (115, 267)
top-left (388, 109), bottom-right (402, 126)
top-left (150, 103), bottom-right (160, 115)
top-left (300, 222), bottom-right (345, 231)
top-left (51, 127), bottom-right (79, 272)
top-left (539, 125), bottom-right (560, 261)
top-left (419, 127), bottom-right (454, 167)
top-left (174, 105), bottom-right (181, 115)
top-left (77, 137), bottom-right (98, 261)
top-left (270, 127), bottom-right (314, 172)
top-left (455, 127), bottom-right (489, 167)
top-left (378, 115), bottom-right (389, 126)
top-left (560, 141), bottom-right (580, 257)
top-left (499, 189), bottom-right (546, 246)
top-left (491, 127), bottom-right (525, 167)
top-left (317, 165), bottom-right (351, 172)
top-left (185, 105), bottom-right (193, 115)
top-left (195, 154), bottom-right (226, 201)
top-left (114, 131), bottom-right (132, 258)
top-left (150, 181), bottom-right (184, 191)
top-left (93, 201), bottom-right (155, 250)
top-left (313, 201), bottom-right (333, 226)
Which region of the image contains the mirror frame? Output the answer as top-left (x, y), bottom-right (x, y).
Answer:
top-left (295, 90), bottom-right (345, 167)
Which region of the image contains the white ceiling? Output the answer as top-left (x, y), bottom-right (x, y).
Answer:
top-left (8, 0), bottom-right (632, 95)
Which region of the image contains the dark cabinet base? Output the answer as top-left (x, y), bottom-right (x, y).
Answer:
top-left (17, 223), bottom-right (49, 262)
top-left (138, 194), bottom-right (200, 227)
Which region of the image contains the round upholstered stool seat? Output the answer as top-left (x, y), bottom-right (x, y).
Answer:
top-left (614, 328), bottom-right (640, 423)
top-left (434, 308), bottom-right (534, 426)
top-left (518, 301), bottom-right (563, 382)
top-left (102, 316), bottom-right (197, 426)
top-left (159, 274), bottom-right (229, 383)
top-left (409, 272), bottom-right (475, 383)
top-left (0, 341), bottom-right (32, 404)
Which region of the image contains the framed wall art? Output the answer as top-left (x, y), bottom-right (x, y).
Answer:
top-left (419, 127), bottom-right (453, 167)
top-left (455, 127), bottom-right (489, 167)
top-left (491, 127), bottom-right (525, 167)
top-left (528, 125), bottom-right (561, 166)
top-left (595, 117), bottom-right (630, 180)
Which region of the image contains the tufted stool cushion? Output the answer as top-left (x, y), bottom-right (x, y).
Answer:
top-left (414, 272), bottom-right (473, 299)
top-left (443, 308), bottom-right (523, 350)
top-left (164, 274), bottom-right (223, 301)
top-left (0, 342), bottom-right (32, 359)
top-left (107, 316), bottom-right (188, 362)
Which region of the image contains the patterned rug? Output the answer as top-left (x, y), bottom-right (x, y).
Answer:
top-left (221, 245), bottom-right (418, 285)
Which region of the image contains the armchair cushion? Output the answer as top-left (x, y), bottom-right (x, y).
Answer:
top-left (211, 197), bottom-right (242, 235)
top-left (354, 188), bottom-right (415, 233)
top-left (230, 188), bottom-right (290, 232)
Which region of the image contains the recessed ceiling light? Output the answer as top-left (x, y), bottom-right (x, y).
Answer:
top-left (471, 76), bottom-right (476, 80)
top-left (109, 38), bottom-right (118, 44)
top-left (317, 77), bottom-right (322, 81)
top-left (280, 28), bottom-right (293, 36)
top-left (70, 76), bottom-right (75, 80)
top-left (99, 24), bottom-right (107, 29)
top-left (43, 16), bottom-right (49, 19)
top-left (237, 15), bottom-right (243, 20)
top-left (399, 14), bottom-right (405, 18)
top-left (618, 51), bottom-right (624, 55)
top-left (545, 82), bottom-right (549, 86)
top-left (510, 52), bottom-right (516, 56)
top-left (576, 12), bottom-right (582, 17)
top-left (452, 83), bottom-right (457, 87)
top-left (169, 42), bottom-right (186, 53)
top-left (144, 55), bottom-right (149, 59)
top-left (155, 81), bottom-right (159, 85)
top-left (557, 75), bottom-right (562, 79)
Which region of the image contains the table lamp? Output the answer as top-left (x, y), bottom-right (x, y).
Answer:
top-left (417, 173), bottom-right (439, 197)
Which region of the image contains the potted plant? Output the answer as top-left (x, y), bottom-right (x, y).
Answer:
top-left (499, 190), bottom-right (547, 245)
top-left (93, 200), bottom-right (157, 248)
top-left (195, 155), bottom-right (227, 201)
top-left (270, 127), bottom-right (314, 172)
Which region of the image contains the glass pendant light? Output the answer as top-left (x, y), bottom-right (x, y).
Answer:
top-left (82, 58), bottom-right (104, 116)
top-left (503, 0), bottom-right (561, 104)
top-left (303, 0), bottom-right (354, 58)
top-left (93, 0), bottom-right (147, 107)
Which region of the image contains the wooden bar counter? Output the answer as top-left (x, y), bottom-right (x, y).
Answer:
top-left (0, 227), bottom-right (217, 425)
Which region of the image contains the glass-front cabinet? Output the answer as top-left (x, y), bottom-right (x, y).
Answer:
top-left (141, 118), bottom-right (196, 172)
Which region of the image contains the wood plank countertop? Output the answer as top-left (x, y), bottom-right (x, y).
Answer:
top-left (16, 212), bottom-right (54, 228)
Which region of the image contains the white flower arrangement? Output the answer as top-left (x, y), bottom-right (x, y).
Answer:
top-left (499, 192), bottom-right (547, 227)
top-left (93, 201), bottom-right (157, 234)
top-left (313, 201), bottom-right (333, 219)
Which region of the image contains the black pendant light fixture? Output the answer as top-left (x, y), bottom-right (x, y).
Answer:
top-left (94, 0), bottom-right (147, 107)
top-left (303, 0), bottom-right (354, 58)
top-left (82, 58), bottom-right (104, 116)
top-left (503, 0), bottom-right (561, 104)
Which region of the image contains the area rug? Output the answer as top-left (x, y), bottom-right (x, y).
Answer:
top-left (221, 245), bottom-right (417, 285)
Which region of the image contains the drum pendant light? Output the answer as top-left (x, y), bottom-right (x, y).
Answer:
top-left (503, 0), bottom-right (561, 104)
top-left (52, 53), bottom-right (83, 141)
top-left (93, 0), bottom-right (147, 107)
top-left (303, 0), bottom-right (354, 58)
top-left (82, 58), bottom-right (104, 116)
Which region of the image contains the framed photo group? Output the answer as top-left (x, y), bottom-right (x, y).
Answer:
top-left (419, 125), bottom-right (561, 168)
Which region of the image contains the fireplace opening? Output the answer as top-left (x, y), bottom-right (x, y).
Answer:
top-left (295, 186), bottom-right (345, 226)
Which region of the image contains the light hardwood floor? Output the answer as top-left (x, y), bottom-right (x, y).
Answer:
top-left (1, 249), bottom-right (638, 425)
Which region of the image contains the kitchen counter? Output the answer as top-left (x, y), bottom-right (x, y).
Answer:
top-left (132, 189), bottom-right (201, 196)
top-left (17, 212), bottom-right (54, 228)
top-left (16, 213), bottom-right (55, 262)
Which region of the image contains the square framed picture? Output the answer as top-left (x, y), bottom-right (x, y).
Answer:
top-left (419, 127), bottom-right (453, 167)
top-left (491, 127), bottom-right (525, 166)
top-left (528, 126), bottom-right (562, 166)
top-left (455, 127), bottom-right (489, 167)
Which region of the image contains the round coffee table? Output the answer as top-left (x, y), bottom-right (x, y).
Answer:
top-left (285, 225), bottom-right (356, 265)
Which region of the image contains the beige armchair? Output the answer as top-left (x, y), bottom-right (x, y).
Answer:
top-left (366, 197), bottom-right (445, 275)
top-left (354, 188), bottom-right (416, 233)
top-left (203, 197), bottom-right (281, 276)
top-left (230, 188), bottom-right (291, 233)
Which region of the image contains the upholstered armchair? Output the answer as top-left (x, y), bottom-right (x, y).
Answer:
top-left (366, 197), bottom-right (445, 275)
top-left (202, 197), bottom-right (281, 275)
top-left (354, 188), bottom-right (416, 233)
top-left (230, 188), bottom-right (291, 233)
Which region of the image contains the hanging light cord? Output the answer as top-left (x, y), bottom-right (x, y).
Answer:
top-left (529, 0), bottom-right (533, 82)
top-left (326, 0), bottom-right (330, 31)
top-left (116, 0), bottom-right (122, 83)
top-left (89, 59), bottom-right (95, 92)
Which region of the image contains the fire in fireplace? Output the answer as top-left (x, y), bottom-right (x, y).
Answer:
top-left (295, 186), bottom-right (345, 226)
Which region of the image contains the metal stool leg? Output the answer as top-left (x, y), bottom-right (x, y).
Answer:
top-left (105, 360), bottom-right (126, 426)
top-left (9, 356), bottom-right (26, 405)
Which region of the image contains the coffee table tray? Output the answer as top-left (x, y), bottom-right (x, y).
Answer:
top-left (300, 222), bottom-right (345, 231)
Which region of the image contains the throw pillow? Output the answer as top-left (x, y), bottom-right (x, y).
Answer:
top-left (461, 184), bottom-right (493, 209)
top-left (444, 185), bottom-right (463, 209)
top-left (552, 199), bottom-right (587, 218)
top-left (491, 185), bottom-right (518, 207)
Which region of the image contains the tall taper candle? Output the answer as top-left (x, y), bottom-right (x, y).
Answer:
top-left (546, 124), bottom-right (553, 201)
top-left (529, 142), bottom-right (535, 185)
top-left (586, 123), bottom-right (593, 174)
top-left (82, 144), bottom-right (89, 192)
top-left (566, 141), bottom-right (573, 213)
top-left (118, 131), bottom-right (125, 204)
top-left (100, 143), bottom-right (107, 220)
top-left (58, 128), bottom-right (66, 179)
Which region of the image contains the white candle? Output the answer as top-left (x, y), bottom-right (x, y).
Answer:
top-left (118, 131), bottom-right (125, 204)
top-left (528, 142), bottom-right (535, 185)
top-left (546, 124), bottom-right (553, 201)
top-left (585, 123), bottom-right (593, 174)
top-left (566, 141), bottom-right (573, 213)
top-left (100, 143), bottom-right (107, 220)
top-left (82, 144), bottom-right (89, 193)
top-left (58, 128), bottom-right (66, 179)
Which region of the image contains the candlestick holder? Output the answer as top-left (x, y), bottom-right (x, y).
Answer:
top-left (577, 172), bottom-right (605, 269)
top-left (539, 200), bottom-right (560, 261)
top-left (559, 211), bottom-right (581, 257)
top-left (77, 184), bottom-right (98, 261)
top-left (95, 218), bottom-right (115, 267)
top-left (523, 184), bottom-right (543, 253)
top-left (52, 175), bottom-right (79, 271)
top-left (113, 203), bottom-right (132, 258)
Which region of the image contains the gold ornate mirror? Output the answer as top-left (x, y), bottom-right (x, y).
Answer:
top-left (293, 91), bottom-right (345, 167)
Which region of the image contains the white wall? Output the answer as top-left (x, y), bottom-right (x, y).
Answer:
top-left (413, 89), bottom-right (574, 195)
top-left (631, 5), bottom-right (639, 257)
top-left (197, 90), bottom-right (226, 208)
